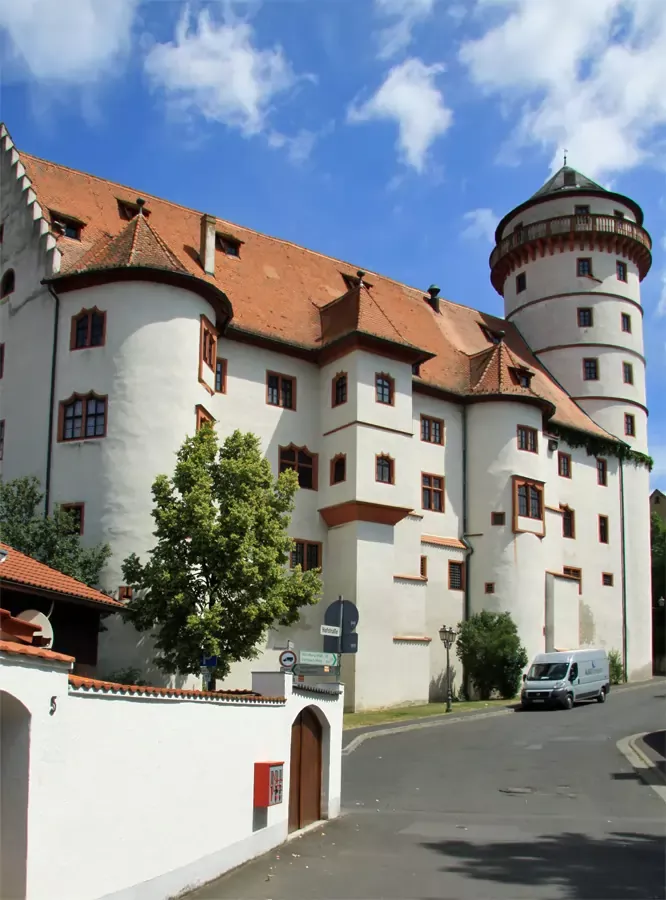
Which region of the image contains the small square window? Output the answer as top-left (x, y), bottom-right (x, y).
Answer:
top-left (602, 573), bottom-right (614, 587)
top-left (60, 503), bottom-right (84, 536)
top-left (517, 425), bottom-right (538, 453)
top-left (484, 582), bottom-right (495, 594)
top-left (267, 372), bottom-right (295, 410)
top-left (624, 413), bottom-right (635, 436)
top-left (621, 313), bottom-right (632, 333)
top-left (491, 512), bottom-right (505, 526)
top-left (516, 272), bottom-right (527, 293)
top-left (623, 362), bottom-right (633, 385)
top-left (421, 415), bottom-right (444, 445)
top-left (583, 358), bottom-right (599, 381)
top-left (577, 308), bottom-right (593, 327)
top-left (558, 452), bottom-right (572, 478)
top-left (616, 260), bottom-right (628, 282)
top-left (577, 258), bottom-right (593, 277)
top-left (575, 205), bottom-right (590, 215)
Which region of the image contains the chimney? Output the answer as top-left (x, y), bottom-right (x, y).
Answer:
top-left (200, 214), bottom-right (217, 276)
top-left (425, 284), bottom-right (441, 313)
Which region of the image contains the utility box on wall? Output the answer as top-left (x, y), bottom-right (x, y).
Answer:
top-left (254, 762), bottom-right (284, 807)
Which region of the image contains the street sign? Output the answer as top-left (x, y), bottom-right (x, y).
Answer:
top-left (279, 649), bottom-right (297, 669)
top-left (299, 650), bottom-right (339, 667)
top-left (293, 664), bottom-right (333, 676)
top-left (200, 655), bottom-right (218, 668)
top-left (320, 624), bottom-right (341, 637)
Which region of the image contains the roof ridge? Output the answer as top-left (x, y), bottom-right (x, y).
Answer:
top-left (128, 214), bottom-right (142, 264)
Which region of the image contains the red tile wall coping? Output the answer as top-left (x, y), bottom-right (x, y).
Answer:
top-left (68, 674), bottom-right (286, 703)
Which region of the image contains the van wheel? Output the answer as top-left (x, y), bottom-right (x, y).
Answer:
top-left (597, 687), bottom-right (606, 703)
top-left (563, 693), bottom-right (574, 710)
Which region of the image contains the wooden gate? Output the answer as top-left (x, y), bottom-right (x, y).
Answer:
top-left (288, 707), bottom-right (322, 832)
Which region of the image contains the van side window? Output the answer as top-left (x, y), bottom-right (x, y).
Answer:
top-left (569, 663), bottom-right (578, 680)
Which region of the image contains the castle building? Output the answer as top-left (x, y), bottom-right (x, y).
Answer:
top-left (0, 123), bottom-right (653, 709)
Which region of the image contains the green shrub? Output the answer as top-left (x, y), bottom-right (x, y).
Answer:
top-left (608, 649), bottom-right (625, 685)
top-left (456, 610), bottom-right (528, 700)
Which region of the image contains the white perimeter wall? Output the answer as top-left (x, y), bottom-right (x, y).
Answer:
top-left (0, 656), bottom-right (343, 900)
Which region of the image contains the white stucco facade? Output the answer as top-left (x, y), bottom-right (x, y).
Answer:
top-left (1, 132), bottom-right (654, 710)
top-left (0, 648), bottom-right (343, 900)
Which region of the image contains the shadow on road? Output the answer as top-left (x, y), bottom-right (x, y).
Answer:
top-left (421, 830), bottom-right (666, 899)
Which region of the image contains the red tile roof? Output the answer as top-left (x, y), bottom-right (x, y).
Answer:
top-left (16, 148), bottom-right (611, 439)
top-left (0, 543), bottom-right (124, 609)
top-left (0, 639), bottom-right (74, 664)
top-left (68, 674), bottom-right (285, 703)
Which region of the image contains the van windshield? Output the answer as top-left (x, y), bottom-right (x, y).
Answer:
top-left (528, 663), bottom-right (569, 681)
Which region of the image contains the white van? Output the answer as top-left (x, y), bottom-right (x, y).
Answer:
top-left (521, 649), bottom-right (610, 710)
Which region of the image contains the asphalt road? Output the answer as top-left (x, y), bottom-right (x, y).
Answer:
top-left (191, 682), bottom-right (666, 900)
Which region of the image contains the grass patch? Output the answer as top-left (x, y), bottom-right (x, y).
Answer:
top-left (343, 698), bottom-right (514, 730)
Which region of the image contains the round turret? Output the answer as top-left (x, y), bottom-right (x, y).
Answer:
top-left (490, 166), bottom-right (652, 452)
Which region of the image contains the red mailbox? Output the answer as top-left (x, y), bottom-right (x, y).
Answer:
top-left (254, 762), bottom-right (284, 807)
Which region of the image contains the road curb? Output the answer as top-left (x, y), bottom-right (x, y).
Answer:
top-left (616, 733), bottom-right (666, 805)
top-left (342, 678), bottom-right (663, 757)
top-left (342, 707), bottom-right (513, 756)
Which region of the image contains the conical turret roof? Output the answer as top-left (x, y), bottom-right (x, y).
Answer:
top-left (530, 166), bottom-right (606, 199)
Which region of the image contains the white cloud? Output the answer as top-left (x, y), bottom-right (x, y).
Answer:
top-left (459, 0), bottom-right (666, 179)
top-left (145, 9), bottom-right (304, 138)
top-left (348, 59), bottom-right (451, 172)
top-left (374, 0), bottom-right (435, 59)
top-left (462, 208), bottom-right (498, 243)
top-left (0, 0), bottom-right (138, 83)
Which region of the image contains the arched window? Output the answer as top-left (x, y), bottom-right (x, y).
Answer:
top-left (1, 269), bottom-right (15, 298)
top-left (376, 454), bottom-right (394, 484)
top-left (58, 392), bottom-right (107, 442)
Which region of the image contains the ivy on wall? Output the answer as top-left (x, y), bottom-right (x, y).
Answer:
top-left (549, 424), bottom-right (653, 471)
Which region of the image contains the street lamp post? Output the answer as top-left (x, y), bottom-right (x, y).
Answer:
top-left (438, 625), bottom-right (457, 713)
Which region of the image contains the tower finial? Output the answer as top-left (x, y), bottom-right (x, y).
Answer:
top-left (563, 148), bottom-right (568, 167)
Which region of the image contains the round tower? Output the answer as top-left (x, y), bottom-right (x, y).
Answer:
top-left (489, 165), bottom-right (652, 452)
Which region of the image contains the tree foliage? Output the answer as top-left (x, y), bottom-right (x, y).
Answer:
top-left (122, 426), bottom-right (322, 678)
top-left (651, 511), bottom-right (666, 605)
top-left (456, 610), bottom-right (528, 700)
top-left (0, 476), bottom-right (110, 587)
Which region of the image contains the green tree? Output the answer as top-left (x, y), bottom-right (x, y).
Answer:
top-left (0, 476), bottom-right (110, 587)
top-left (122, 426), bottom-right (322, 679)
top-left (651, 511), bottom-right (666, 605)
top-left (456, 610), bottom-right (528, 700)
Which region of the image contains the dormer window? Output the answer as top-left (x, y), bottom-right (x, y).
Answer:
top-left (563, 170), bottom-right (576, 187)
top-left (481, 325), bottom-right (502, 345)
top-left (215, 233), bottom-right (241, 257)
top-left (117, 199), bottom-right (149, 221)
top-left (341, 272), bottom-right (373, 291)
top-left (50, 212), bottom-right (82, 240)
top-left (510, 367), bottom-right (533, 389)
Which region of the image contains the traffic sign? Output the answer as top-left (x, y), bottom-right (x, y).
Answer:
top-left (279, 649), bottom-right (297, 669)
top-left (299, 650), bottom-right (339, 667)
top-left (293, 664), bottom-right (333, 676)
top-left (320, 624), bottom-right (341, 637)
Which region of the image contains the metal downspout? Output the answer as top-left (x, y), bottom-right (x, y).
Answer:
top-left (619, 458), bottom-right (628, 680)
top-left (44, 283), bottom-right (60, 517)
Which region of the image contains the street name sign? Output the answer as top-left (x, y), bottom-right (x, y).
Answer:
top-left (299, 650), bottom-right (339, 667)
top-left (320, 624), bottom-right (341, 637)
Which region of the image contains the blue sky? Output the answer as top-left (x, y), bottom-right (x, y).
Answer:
top-left (1, 0), bottom-right (664, 488)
